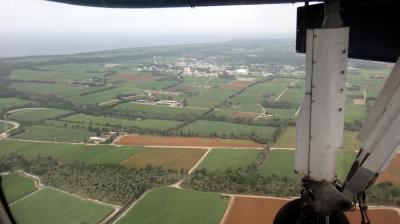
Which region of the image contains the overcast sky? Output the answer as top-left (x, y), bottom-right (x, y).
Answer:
top-left (1, 0), bottom-right (299, 35)
top-left (0, 0), bottom-right (301, 57)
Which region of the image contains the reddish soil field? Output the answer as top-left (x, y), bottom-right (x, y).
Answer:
top-left (121, 148), bottom-right (206, 170)
top-left (223, 197), bottom-right (400, 224)
top-left (224, 196), bottom-right (288, 224)
top-left (223, 80), bottom-right (252, 89)
top-left (115, 135), bottom-right (263, 148)
top-left (233, 111), bottom-right (260, 119)
top-left (376, 154), bottom-right (400, 185)
top-left (111, 74), bottom-right (156, 81)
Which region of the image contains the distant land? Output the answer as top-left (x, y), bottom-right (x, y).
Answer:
top-left (0, 32), bottom-right (294, 58)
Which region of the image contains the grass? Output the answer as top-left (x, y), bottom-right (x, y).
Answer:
top-left (259, 149), bottom-right (356, 183)
top-left (259, 149), bottom-right (301, 181)
top-left (117, 187), bottom-right (229, 224)
top-left (0, 140), bottom-right (142, 164)
top-left (273, 127), bottom-right (359, 151)
top-left (273, 126), bottom-right (296, 148)
top-left (186, 88), bottom-right (237, 108)
top-left (13, 125), bottom-right (94, 143)
top-left (114, 102), bottom-right (207, 117)
top-left (265, 108), bottom-right (297, 120)
top-left (198, 149), bottom-right (260, 171)
top-left (121, 148), bottom-right (206, 170)
top-left (1, 121), bottom-right (14, 133)
top-left (0, 98), bottom-right (31, 111)
top-left (344, 104), bottom-right (368, 124)
top-left (10, 82), bottom-right (110, 98)
top-left (8, 108), bottom-right (73, 122)
top-left (336, 151), bottom-right (357, 182)
top-left (1, 173), bottom-right (37, 204)
top-left (11, 188), bottom-right (113, 224)
top-left (62, 113), bottom-right (181, 130)
top-left (9, 68), bottom-right (105, 82)
top-left (180, 120), bottom-right (277, 140)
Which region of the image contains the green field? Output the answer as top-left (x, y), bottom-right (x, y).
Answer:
top-left (13, 125), bottom-right (94, 142)
top-left (198, 149), bottom-right (261, 171)
top-left (62, 113), bottom-right (181, 130)
top-left (344, 104), bottom-right (368, 124)
top-left (1, 121), bottom-right (14, 133)
top-left (186, 88), bottom-right (237, 108)
top-left (0, 98), bottom-right (31, 111)
top-left (259, 149), bottom-right (301, 180)
top-left (11, 188), bottom-right (113, 224)
top-left (273, 127), bottom-right (359, 151)
top-left (114, 102), bottom-right (208, 118)
top-left (0, 140), bottom-right (142, 164)
top-left (10, 82), bottom-right (110, 98)
top-left (336, 151), bottom-right (357, 182)
top-left (8, 108), bottom-right (73, 122)
top-left (9, 68), bottom-right (105, 82)
top-left (273, 126), bottom-right (296, 148)
top-left (260, 149), bottom-right (356, 182)
top-left (2, 173), bottom-right (37, 204)
top-left (180, 120), bottom-right (277, 140)
top-left (117, 187), bottom-right (228, 224)
top-left (265, 107), bottom-right (297, 120)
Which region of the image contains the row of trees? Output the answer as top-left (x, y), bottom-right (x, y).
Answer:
top-left (0, 153), bottom-right (183, 205)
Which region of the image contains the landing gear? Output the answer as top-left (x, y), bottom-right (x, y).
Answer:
top-left (273, 199), bottom-right (349, 224)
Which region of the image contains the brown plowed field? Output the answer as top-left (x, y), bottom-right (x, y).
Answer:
top-left (121, 148), bottom-right (206, 170)
top-left (224, 197), bottom-right (400, 224)
top-left (223, 80), bottom-right (252, 90)
top-left (233, 111), bottom-right (260, 119)
top-left (111, 74), bottom-right (156, 81)
top-left (115, 135), bottom-right (263, 148)
top-left (376, 154), bottom-right (400, 185)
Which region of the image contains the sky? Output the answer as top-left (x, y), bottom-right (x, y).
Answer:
top-left (0, 0), bottom-right (301, 57)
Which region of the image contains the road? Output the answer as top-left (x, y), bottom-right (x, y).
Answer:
top-left (0, 120), bottom-right (20, 138)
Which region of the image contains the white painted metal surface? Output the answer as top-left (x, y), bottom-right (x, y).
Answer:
top-left (295, 28), bottom-right (349, 181)
top-left (358, 57), bottom-right (400, 172)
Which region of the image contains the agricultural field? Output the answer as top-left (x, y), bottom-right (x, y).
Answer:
top-left (8, 108), bottom-right (73, 122)
top-left (117, 187), bottom-right (229, 224)
top-left (0, 140), bottom-right (142, 164)
top-left (344, 104), bottom-right (368, 125)
top-left (10, 188), bottom-right (114, 224)
top-left (9, 68), bottom-right (106, 82)
top-left (179, 120), bottom-right (277, 140)
top-left (62, 113), bottom-right (181, 130)
top-left (1, 121), bottom-right (14, 133)
top-left (114, 102), bottom-right (208, 118)
top-left (259, 149), bottom-right (300, 181)
top-left (273, 126), bottom-right (296, 148)
top-left (1, 173), bottom-right (37, 204)
top-left (224, 196), bottom-right (400, 224)
top-left (115, 135), bottom-right (263, 148)
top-left (186, 88), bottom-right (238, 108)
top-left (376, 154), bottom-right (400, 185)
top-left (273, 127), bottom-right (360, 151)
top-left (336, 151), bottom-right (357, 182)
top-left (198, 148), bottom-right (260, 171)
top-left (265, 108), bottom-right (297, 120)
top-left (0, 98), bottom-right (32, 111)
top-left (10, 82), bottom-right (111, 98)
top-left (121, 148), bottom-right (206, 170)
top-left (12, 125), bottom-right (94, 143)
top-left (224, 196), bottom-right (289, 224)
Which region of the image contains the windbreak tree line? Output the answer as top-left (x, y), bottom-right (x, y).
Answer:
top-left (0, 153), bottom-right (183, 205)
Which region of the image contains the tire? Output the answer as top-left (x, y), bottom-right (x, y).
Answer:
top-left (273, 199), bottom-right (349, 224)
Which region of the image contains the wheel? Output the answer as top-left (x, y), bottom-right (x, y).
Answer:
top-left (273, 199), bottom-right (349, 224)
